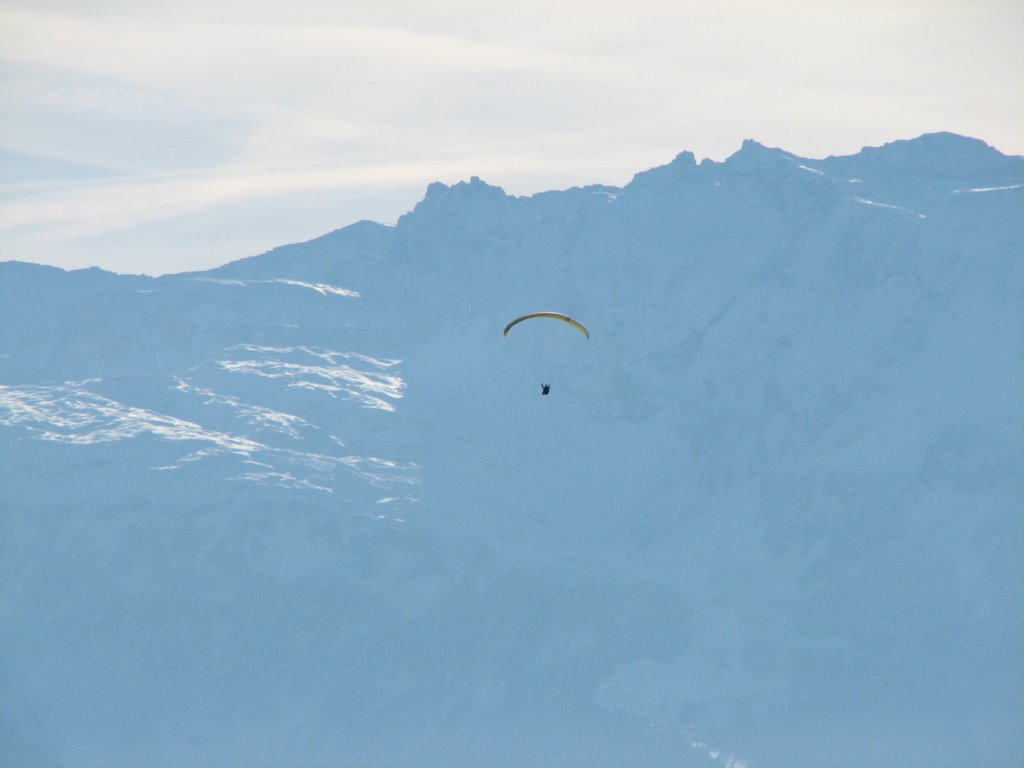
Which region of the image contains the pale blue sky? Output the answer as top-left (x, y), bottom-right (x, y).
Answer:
top-left (2, 0), bottom-right (1022, 274)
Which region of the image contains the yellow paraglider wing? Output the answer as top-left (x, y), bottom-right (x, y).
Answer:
top-left (502, 312), bottom-right (590, 339)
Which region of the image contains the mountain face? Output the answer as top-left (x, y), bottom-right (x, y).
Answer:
top-left (2, 132), bottom-right (1022, 768)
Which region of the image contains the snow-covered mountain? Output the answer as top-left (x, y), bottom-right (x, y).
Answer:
top-left (2, 132), bottom-right (1022, 768)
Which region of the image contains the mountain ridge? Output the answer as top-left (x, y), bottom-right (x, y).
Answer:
top-left (1, 132), bottom-right (1022, 768)
top-left (200, 131), bottom-right (1022, 284)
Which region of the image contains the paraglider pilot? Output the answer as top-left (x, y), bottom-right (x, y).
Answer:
top-left (541, 383), bottom-right (551, 395)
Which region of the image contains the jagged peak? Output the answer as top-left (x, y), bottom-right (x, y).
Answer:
top-left (624, 150), bottom-right (698, 190)
top-left (345, 218), bottom-right (394, 232)
top-left (822, 132), bottom-right (1020, 176)
top-left (723, 139), bottom-right (797, 168)
top-left (423, 175), bottom-right (508, 202)
top-left (875, 131), bottom-right (1001, 157)
top-left (398, 175), bottom-right (516, 230)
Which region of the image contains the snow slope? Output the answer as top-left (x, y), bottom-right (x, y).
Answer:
top-left (2, 133), bottom-right (1022, 767)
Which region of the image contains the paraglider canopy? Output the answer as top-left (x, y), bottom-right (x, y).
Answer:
top-left (502, 312), bottom-right (590, 339)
